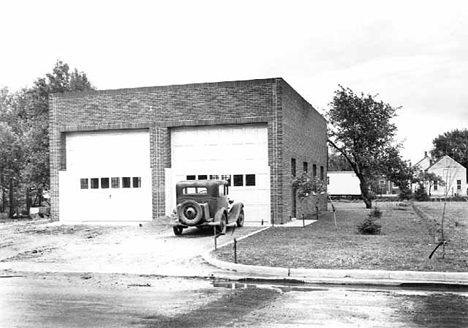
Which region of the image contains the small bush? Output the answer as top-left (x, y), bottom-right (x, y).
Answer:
top-left (414, 185), bottom-right (430, 201)
top-left (357, 216), bottom-right (382, 235)
top-left (357, 207), bottom-right (382, 235)
top-left (370, 207), bottom-right (383, 219)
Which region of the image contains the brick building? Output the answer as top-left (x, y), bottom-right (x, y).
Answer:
top-left (49, 78), bottom-right (327, 225)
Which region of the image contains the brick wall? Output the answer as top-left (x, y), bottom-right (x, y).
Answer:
top-left (49, 78), bottom-right (327, 223)
top-left (50, 79), bottom-right (281, 221)
top-left (280, 80), bottom-right (328, 219)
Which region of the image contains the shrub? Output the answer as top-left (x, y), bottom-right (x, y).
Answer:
top-left (370, 207), bottom-right (383, 219)
top-left (357, 207), bottom-right (382, 235)
top-left (357, 216), bottom-right (382, 235)
top-left (414, 185), bottom-right (430, 201)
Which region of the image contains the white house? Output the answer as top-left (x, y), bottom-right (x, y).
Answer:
top-left (414, 153), bottom-right (467, 197)
top-left (327, 171), bottom-right (361, 196)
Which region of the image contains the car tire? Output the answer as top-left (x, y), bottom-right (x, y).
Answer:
top-left (173, 226), bottom-right (183, 235)
top-left (178, 200), bottom-right (203, 226)
top-left (216, 213), bottom-right (227, 234)
top-left (236, 209), bottom-right (245, 227)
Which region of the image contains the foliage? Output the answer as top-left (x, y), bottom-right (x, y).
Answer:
top-left (415, 171), bottom-right (445, 196)
top-left (0, 60), bottom-right (94, 216)
top-left (414, 185), bottom-right (430, 201)
top-left (328, 147), bottom-right (353, 171)
top-left (357, 207), bottom-right (382, 235)
top-left (292, 173), bottom-right (326, 200)
top-left (327, 85), bottom-right (401, 208)
top-left (431, 129), bottom-right (468, 176)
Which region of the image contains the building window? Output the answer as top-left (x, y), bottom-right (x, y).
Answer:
top-left (133, 177), bottom-right (141, 188)
top-left (122, 177), bottom-right (131, 188)
top-left (457, 180), bottom-right (462, 190)
top-left (80, 178), bottom-right (89, 189)
top-left (233, 174), bottom-right (244, 186)
top-left (303, 162), bottom-right (308, 173)
top-left (111, 177), bottom-right (120, 188)
top-left (320, 166), bottom-right (324, 180)
top-left (313, 164), bottom-right (317, 178)
top-left (198, 175), bottom-right (208, 180)
top-left (246, 174), bottom-right (256, 186)
top-left (210, 175), bottom-right (219, 180)
top-left (186, 175), bottom-right (196, 180)
top-left (221, 175), bottom-right (231, 186)
top-left (434, 181), bottom-right (438, 191)
top-left (90, 178), bottom-right (99, 189)
top-left (101, 178), bottom-right (110, 189)
top-left (291, 158), bottom-right (296, 177)
top-left (327, 176), bottom-right (330, 185)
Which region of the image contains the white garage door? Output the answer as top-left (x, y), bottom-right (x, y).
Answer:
top-left (167, 125), bottom-right (271, 225)
top-left (59, 130), bottom-right (152, 222)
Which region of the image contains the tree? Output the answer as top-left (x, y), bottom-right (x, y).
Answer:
top-left (328, 147), bottom-right (353, 171)
top-left (327, 86), bottom-right (401, 208)
top-left (431, 129), bottom-right (468, 181)
top-left (0, 122), bottom-right (25, 216)
top-left (416, 171), bottom-right (445, 196)
top-left (379, 146), bottom-right (417, 200)
top-left (0, 61), bottom-right (94, 216)
top-left (19, 60), bottom-right (94, 191)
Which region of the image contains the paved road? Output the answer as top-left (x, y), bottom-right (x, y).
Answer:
top-left (1, 275), bottom-right (467, 328)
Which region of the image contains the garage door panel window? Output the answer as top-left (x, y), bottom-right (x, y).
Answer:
top-left (101, 178), bottom-right (110, 189)
top-left (80, 178), bottom-right (89, 189)
top-left (246, 174), bottom-right (256, 186)
top-left (233, 174), bottom-right (244, 187)
top-left (133, 177), bottom-right (141, 188)
top-left (111, 177), bottom-right (120, 188)
top-left (122, 177), bottom-right (131, 188)
top-left (91, 178), bottom-right (99, 189)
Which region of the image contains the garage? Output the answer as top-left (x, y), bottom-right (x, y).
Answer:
top-left (166, 124), bottom-right (271, 225)
top-left (59, 130), bottom-right (152, 222)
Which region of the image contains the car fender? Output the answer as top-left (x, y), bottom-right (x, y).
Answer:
top-left (214, 207), bottom-right (228, 223)
top-left (228, 202), bottom-right (244, 223)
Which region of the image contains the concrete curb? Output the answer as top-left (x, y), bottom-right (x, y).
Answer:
top-left (202, 229), bottom-right (468, 286)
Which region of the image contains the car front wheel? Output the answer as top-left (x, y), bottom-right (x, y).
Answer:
top-left (236, 209), bottom-right (245, 227)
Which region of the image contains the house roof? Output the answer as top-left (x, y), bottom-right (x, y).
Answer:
top-left (427, 155), bottom-right (465, 171)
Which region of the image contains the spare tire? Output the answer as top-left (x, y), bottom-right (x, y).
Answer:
top-left (178, 200), bottom-right (203, 226)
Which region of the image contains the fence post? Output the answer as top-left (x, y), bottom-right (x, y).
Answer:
top-left (233, 238), bottom-right (237, 264)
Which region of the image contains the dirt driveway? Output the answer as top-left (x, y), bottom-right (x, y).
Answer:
top-left (0, 219), bottom-right (263, 277)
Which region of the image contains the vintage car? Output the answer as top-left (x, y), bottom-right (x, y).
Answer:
top-left (171, 180), bottom-right (244, 236)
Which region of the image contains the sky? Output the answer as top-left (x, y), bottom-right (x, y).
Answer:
top-left (1, 0), bottom-right (467, 164)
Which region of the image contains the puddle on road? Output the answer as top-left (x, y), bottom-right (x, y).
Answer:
top-left (213, 280), bottom-right (329, 293)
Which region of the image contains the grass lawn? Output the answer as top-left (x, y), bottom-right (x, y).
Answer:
top-left (213, 201), bottom-right (468, 272)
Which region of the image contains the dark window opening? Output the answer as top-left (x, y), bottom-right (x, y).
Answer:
top-left (122, 177), bottom-right (131, 188)
top-left (233, 174), bottom-right (243, 187)
top-left (186, 175), bottom-right (196, 180)
top-left (320, 166), bottom-right (324, 180)
top-left (111, 177), bottom-right (120, 188)
top-left (221, 175), bottom-right (231, 186)
top-left (303, 162), bottom-right (308, 173)
top-left (133, 177), bottom-right (141, 188)
top-left (198, 175), bottom-right (208, 180)
top-left (90, 178), bottom-right (99, 189)
top-left (80, 178), bottom-right (89, 189)
top-left (101, 178), bottom-right (110, 189)
top-left (246, 174), bottom-right (256, 186)
top-left (210, 175), bottom-right (219, 180)
top-left (313, 164), bottom-right (317, 177)
top-left (291, 158), bottom-right (296, 177)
